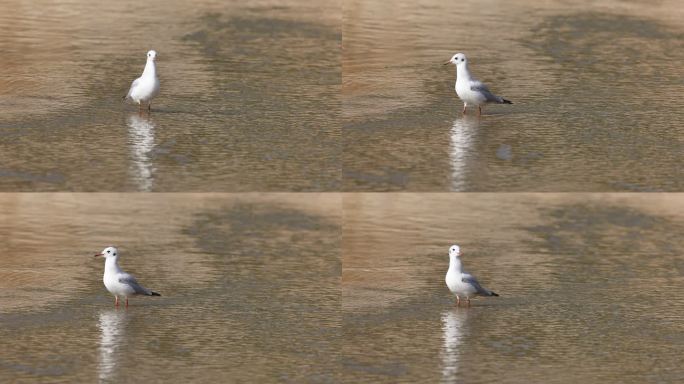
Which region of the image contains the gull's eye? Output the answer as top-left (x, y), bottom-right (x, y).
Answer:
top-left (107, 250), bottom-right (111, 253)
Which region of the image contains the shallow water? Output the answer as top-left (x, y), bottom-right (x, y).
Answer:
top-left (0, 0), bottom-right (340, 191)
top-left (342, 194), bottom-right (684, 383)
top-left (0, 194), bottom-right (340, 382)
top-left (343, 0), bottom-right (684, 191)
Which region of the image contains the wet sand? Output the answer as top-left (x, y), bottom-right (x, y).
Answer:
top-left (2, 0), bottom-right (684, 382)
top-left (343, 0), bottom-right (684, 191)
top-left (2, 194), bottom-right (683, 382)
top-left (0, 0), bottom-right (341, 191)
top-left (342, 193), bottom-right (684, 383)
top-left (0, 193), bottom-right (340, 383)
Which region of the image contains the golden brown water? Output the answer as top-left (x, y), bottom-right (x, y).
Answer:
top-left (0, 0), bottom-right (340, 191)
top-left (0, 194), bottom-right (340, 382)
top-left (2, 194), bottom-right (683, 382)
top-left (343, 0), bottom-right (684, 191)
top-left (2, 0), bottom-right (684, 382)
top-left (342, 194), bottom-right (684, 383)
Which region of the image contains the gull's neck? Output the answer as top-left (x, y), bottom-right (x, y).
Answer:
top-left (104, 257), bottom-right (123, 276)
top-left (448, 255), bottom-right (463, 274)
top-left (456, 63), bottom-right (472, 83)
top-left (141, 59), bottom-right (156, 78)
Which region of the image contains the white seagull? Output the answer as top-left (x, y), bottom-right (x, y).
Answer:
top-left (94, 246), bottom-right (161, 307)
top-left (123, 50), bottom-right (160, 112)
top-left (444, 53), bottom-right (512, 116)
top-left (445, 245), bottom-right (498, 306)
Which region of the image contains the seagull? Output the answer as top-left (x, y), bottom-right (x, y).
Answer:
top-left (94, 246), bottom-right (161, 307)
top-left (445, 245), bottom-right (498, 306)
top-left (444, 53), bottom-right (512, 116)
top-left (123, 50), bottom-right (160, 112)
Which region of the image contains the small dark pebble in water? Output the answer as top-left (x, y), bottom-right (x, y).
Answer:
top-left (0, 358), bottom-right (67, 377)
top-left (342, 358), bottom-right (409, 377)
top-left (344, 170), bottom-right (409, 188)
top-left (496, 144), bottom-right (513, 161)
top-left (170, 154), bottom-right (191, 165)
top-left (520, 152), bottom-right (544, 165)
top-left (0, 169), bottom-right (65, 184)
top-left (609, 182), bottom-right (662, 192)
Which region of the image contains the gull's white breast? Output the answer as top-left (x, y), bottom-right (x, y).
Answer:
top-left (130, 76), bottom-right (159, 103)
top-left (445, 270), bottom-right (477, 296)
top-left (455, 80), bottom-right (486, 106)
top-left (103, 273), bottom-right (136, 296)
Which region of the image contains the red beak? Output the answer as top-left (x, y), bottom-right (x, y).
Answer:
top-left (94, 253), bottom-right (102, 257)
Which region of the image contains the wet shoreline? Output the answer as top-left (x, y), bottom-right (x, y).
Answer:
top-left (0, 0), bottom-right (341, 192)
top-left (0, 193), bottom-right (341, 382)
top-left (343, 1), bottom-right (684, 191)
top-left (342, 193), bottom-right (684, 383)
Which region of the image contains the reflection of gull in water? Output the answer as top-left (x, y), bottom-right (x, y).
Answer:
top-left (449, 117), bottom-right (479, 191)
top-left (127, 113), bottom-right (156, 191)
top-left (441, 309), bottom-right (468, 383)
top-left (98, 309), bottom-right (126, 383)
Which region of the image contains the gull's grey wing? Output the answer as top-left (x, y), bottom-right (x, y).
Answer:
top-left (470, 81), bottom-right (502, 103)
top-left (470, 80), bottom-right (490, 93)
top-left (462, 274), bottom-right (491, 295)
top-left (471, 80), bottom-right (511, 104)
top-left (118, 273), bottom-right (152, 295)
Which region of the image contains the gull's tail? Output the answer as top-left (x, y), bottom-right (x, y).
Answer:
top-left (489, 291), bottom-right (499, 297)
top-left (148, 291), bottom-right (161, 296)
top-left (501, 98), bottom-right (512, 104)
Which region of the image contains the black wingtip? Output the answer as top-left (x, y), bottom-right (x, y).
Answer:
top-left (502, 98), bottom-right (513, 104)
top-left (491, 292), bottom-right (499, 297)
top-left (150, 291), bottom-right (161, 296)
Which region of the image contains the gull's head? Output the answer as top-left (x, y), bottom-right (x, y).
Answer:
top-left (449, 244), bottom-right (462, 258)
top-left (444, 53), bottom-right (467, 66)
top-left (147, 50), bottom-right (157, 61)
top-left (94, 246), bottom-right (119, 259)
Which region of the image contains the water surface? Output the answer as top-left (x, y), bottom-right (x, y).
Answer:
top-left (342, 193), bottom-right (684, 382)
top-left (0, 0), bottom-right (340, 191)
top-left (343, 0), bottom-right (684, 191)
top-left (0, 194), bottom-right (340, 382)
